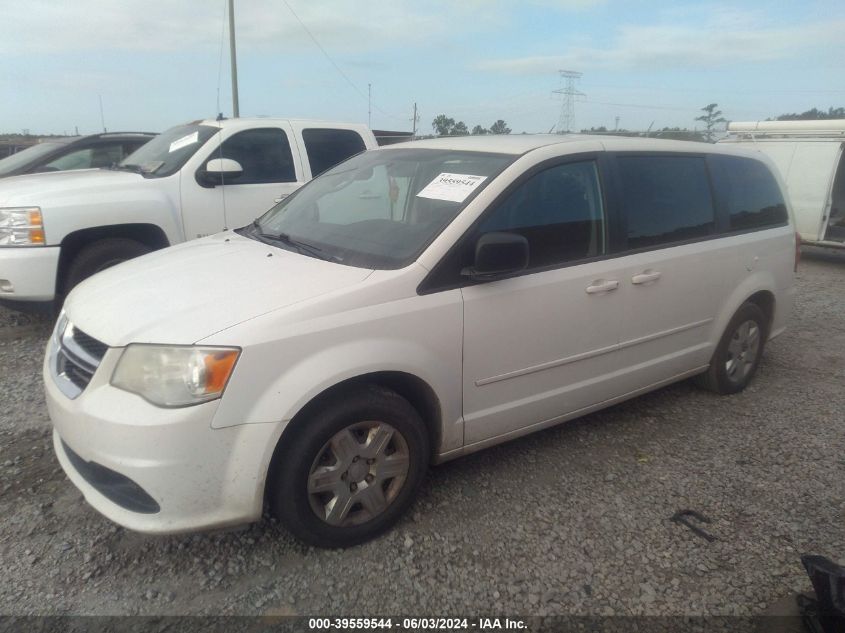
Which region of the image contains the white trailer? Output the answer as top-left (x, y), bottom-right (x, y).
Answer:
top-left (719, 120), bottom-right (845, 248)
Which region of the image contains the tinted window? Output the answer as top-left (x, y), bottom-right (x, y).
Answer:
top-left (0, 142), bottom-right (63, 176)
top-left (477, 161), bottom-right (605, 268)
top-left (618, 156), bottom-right (715, 249)
top-left (713, 155), bottom-right (788, 231)
top-left (302, 128), bottom-right (366, 177)
top-left (39, 148), bottom-right (95, 171)
top-left (209, 128), bottom-right (296, 184)
top-left (41, 143), bottom-right (124, 171)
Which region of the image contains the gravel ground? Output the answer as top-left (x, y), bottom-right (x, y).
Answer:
top-left (0, 248), bottom-right (843, 623)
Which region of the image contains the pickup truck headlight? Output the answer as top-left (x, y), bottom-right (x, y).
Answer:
top-left (111, 345), bottom-right (240, 407)
top-left (0, 207), bottom-right (45, 246)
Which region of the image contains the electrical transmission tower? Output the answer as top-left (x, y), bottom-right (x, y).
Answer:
top-left (552, 70), bottom-right (584, 133)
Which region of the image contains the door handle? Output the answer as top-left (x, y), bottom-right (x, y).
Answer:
top-left (274, 194), bottom-right (288, 203)
top-left (585, 279), bottom-right (619, 294)
top-left (631, 270), bottom-right (662, 285)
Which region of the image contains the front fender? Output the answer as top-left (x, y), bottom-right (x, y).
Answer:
top-left (40, 178), bottom-right (183, 245)
top-left (207, 290), bottom-right (465, 454)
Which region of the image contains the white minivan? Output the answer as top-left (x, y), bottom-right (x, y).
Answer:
top-left (44, 135), bottom-right (796, 547)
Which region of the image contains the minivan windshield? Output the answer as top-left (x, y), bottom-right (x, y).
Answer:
top-left (118, 123), bottom-right (218, 177)
top-left (247, 148), bottom-right (514, 269)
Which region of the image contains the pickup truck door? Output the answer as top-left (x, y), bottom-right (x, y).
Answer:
top-left (180, 123), bottom-right (306, 240)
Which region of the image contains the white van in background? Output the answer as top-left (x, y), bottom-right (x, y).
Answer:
top-left (719, 120), bottom-right (845, 248)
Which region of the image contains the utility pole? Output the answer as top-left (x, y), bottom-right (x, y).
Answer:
top-left (615, 116), bottom-right (620, 132)
top-left (552, 70), bottom-right (584, 133)
top-left (368, 84), bottom-right (372, 128)
top-left (411, 103), bottom-right (419, 138)
top-left (228, 0), bottom-right (240, 118)
top-left (98, 95), bottom-right (106, 132)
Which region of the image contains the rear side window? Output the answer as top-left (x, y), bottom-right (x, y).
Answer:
top-left (711, 155), bottom-right (788, 231)
top-left (211, 128), bottom-right (296, 184)
top-left (618, 156), bottom-right (715, 250)
top-left (477, 160), bottom-right (605, 268)
top-left (302, 128), bottom-right (366, 177)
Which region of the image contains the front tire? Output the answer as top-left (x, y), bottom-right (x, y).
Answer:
top-left (695, 302), bottom-right (768, 395)
top-left (269, 384), bottom-right (429, 548)
top-left (64, 238), bottom-right (151, 294)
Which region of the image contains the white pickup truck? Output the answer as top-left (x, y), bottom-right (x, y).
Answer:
top-left (0, 117), bottom-right (377, 308)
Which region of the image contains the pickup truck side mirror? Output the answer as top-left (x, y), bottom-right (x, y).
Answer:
top-left (197, 158), bottom-right (244, 187)
top-left (462, 232), bottom-right (529, 281)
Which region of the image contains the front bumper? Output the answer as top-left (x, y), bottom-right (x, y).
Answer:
top-left (0, 246), bottom-right (59, 301)
top-left (43, 345), bottom-right (280, 534)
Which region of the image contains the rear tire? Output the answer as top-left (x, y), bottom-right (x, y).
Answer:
top-left (269, 384), bottom-right (429, 548)
top-left (64, 238), bottom-right (151, 294)
top-left (695, 302), bottom-right (768, 395)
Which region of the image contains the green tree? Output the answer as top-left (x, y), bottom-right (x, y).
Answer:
top-left (695, 103), bottom-right (727, 142)
top-left (775, 106), bottom-right (845, 121)
top-left (432, 114), bottom-right (456, 136)
top-left (489, 119), bottom-right (511, 135)
top-left (471, 125), bottom-right (489, 135)
top-left (432, 115), bottom-right (469, 136)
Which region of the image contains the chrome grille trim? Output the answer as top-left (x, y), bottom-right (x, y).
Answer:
top-left (49, 319), bottom-right (108, 399)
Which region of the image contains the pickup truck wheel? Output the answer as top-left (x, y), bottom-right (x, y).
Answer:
top-left (695, 302), bottom-right (768, 395)
top-left (64, 238), bottom-right (151, 293)
top-left (270, 384), bottom-right (429, 548)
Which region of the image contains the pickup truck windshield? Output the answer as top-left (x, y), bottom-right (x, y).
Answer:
top-left (119, 123), bottom-right (219, 177)
top-left (249, 148), bottom-right (514, 269)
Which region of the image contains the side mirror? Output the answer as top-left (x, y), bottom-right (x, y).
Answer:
top-left (197, 158), bottom-right (243, 187)
top-left (463, 232), bottom-right (529, 280)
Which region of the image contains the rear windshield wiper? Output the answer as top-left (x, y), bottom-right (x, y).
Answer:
top-left (251, 221), bottom-right (341, 263)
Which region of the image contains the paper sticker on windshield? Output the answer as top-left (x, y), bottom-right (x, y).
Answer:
top-left (168, 131), bottom-right (199, 153)
top-left (416, 173), bottom-right (487, 203)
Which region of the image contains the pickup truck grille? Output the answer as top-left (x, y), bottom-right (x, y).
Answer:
top-left (50, 319), bottom-right (107, 399)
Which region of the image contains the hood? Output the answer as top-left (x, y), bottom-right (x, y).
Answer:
top-left (0, 168), bottom-right (145, 206)
top-left (63, 233), bottom-right (374, 346)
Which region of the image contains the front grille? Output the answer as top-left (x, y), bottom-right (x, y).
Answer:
top-left (70, 329), bottom-right (109, 360)
top-left (50, 319), bottom-right (108, 399)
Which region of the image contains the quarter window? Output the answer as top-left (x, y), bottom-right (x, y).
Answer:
top-left (477, 161), bottom-right (605, 269)
top-left (302, 128), bottom-right (366, 177)
top-left (618, 156), bottom-right (715, 249)
top-left (209, 128), bottom-right (296, 184)
top-left (712, 155), bottom-right (788, 231)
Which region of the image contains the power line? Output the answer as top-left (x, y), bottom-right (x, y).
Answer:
top-left (583, 99), bottom-right (699, 113)
top-left (280, 0), bottom-right (402, 121)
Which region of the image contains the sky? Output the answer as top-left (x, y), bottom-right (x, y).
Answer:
top-left (1, 0), bottom-right (844, 136)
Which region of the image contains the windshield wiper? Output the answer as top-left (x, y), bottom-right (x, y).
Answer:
top-left (112, 163), bottom-right (145, 173)
top-left (251, 221), bottom-right (340, 263)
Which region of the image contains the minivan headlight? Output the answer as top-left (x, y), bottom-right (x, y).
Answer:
top-left (111, 345), bottom-right (240, 407)
top-left (0, 207), bottom-right (45, 246)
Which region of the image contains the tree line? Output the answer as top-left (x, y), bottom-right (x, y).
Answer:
top-left (431, 115), bottom-right (511, 136)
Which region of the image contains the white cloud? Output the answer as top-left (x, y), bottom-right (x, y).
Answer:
top-left (0, 0), bottom-right (454, 54)
top-left (476, 12), bottom-right (845, 74)
top-left (0, 0), bottom-right (609, 55)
